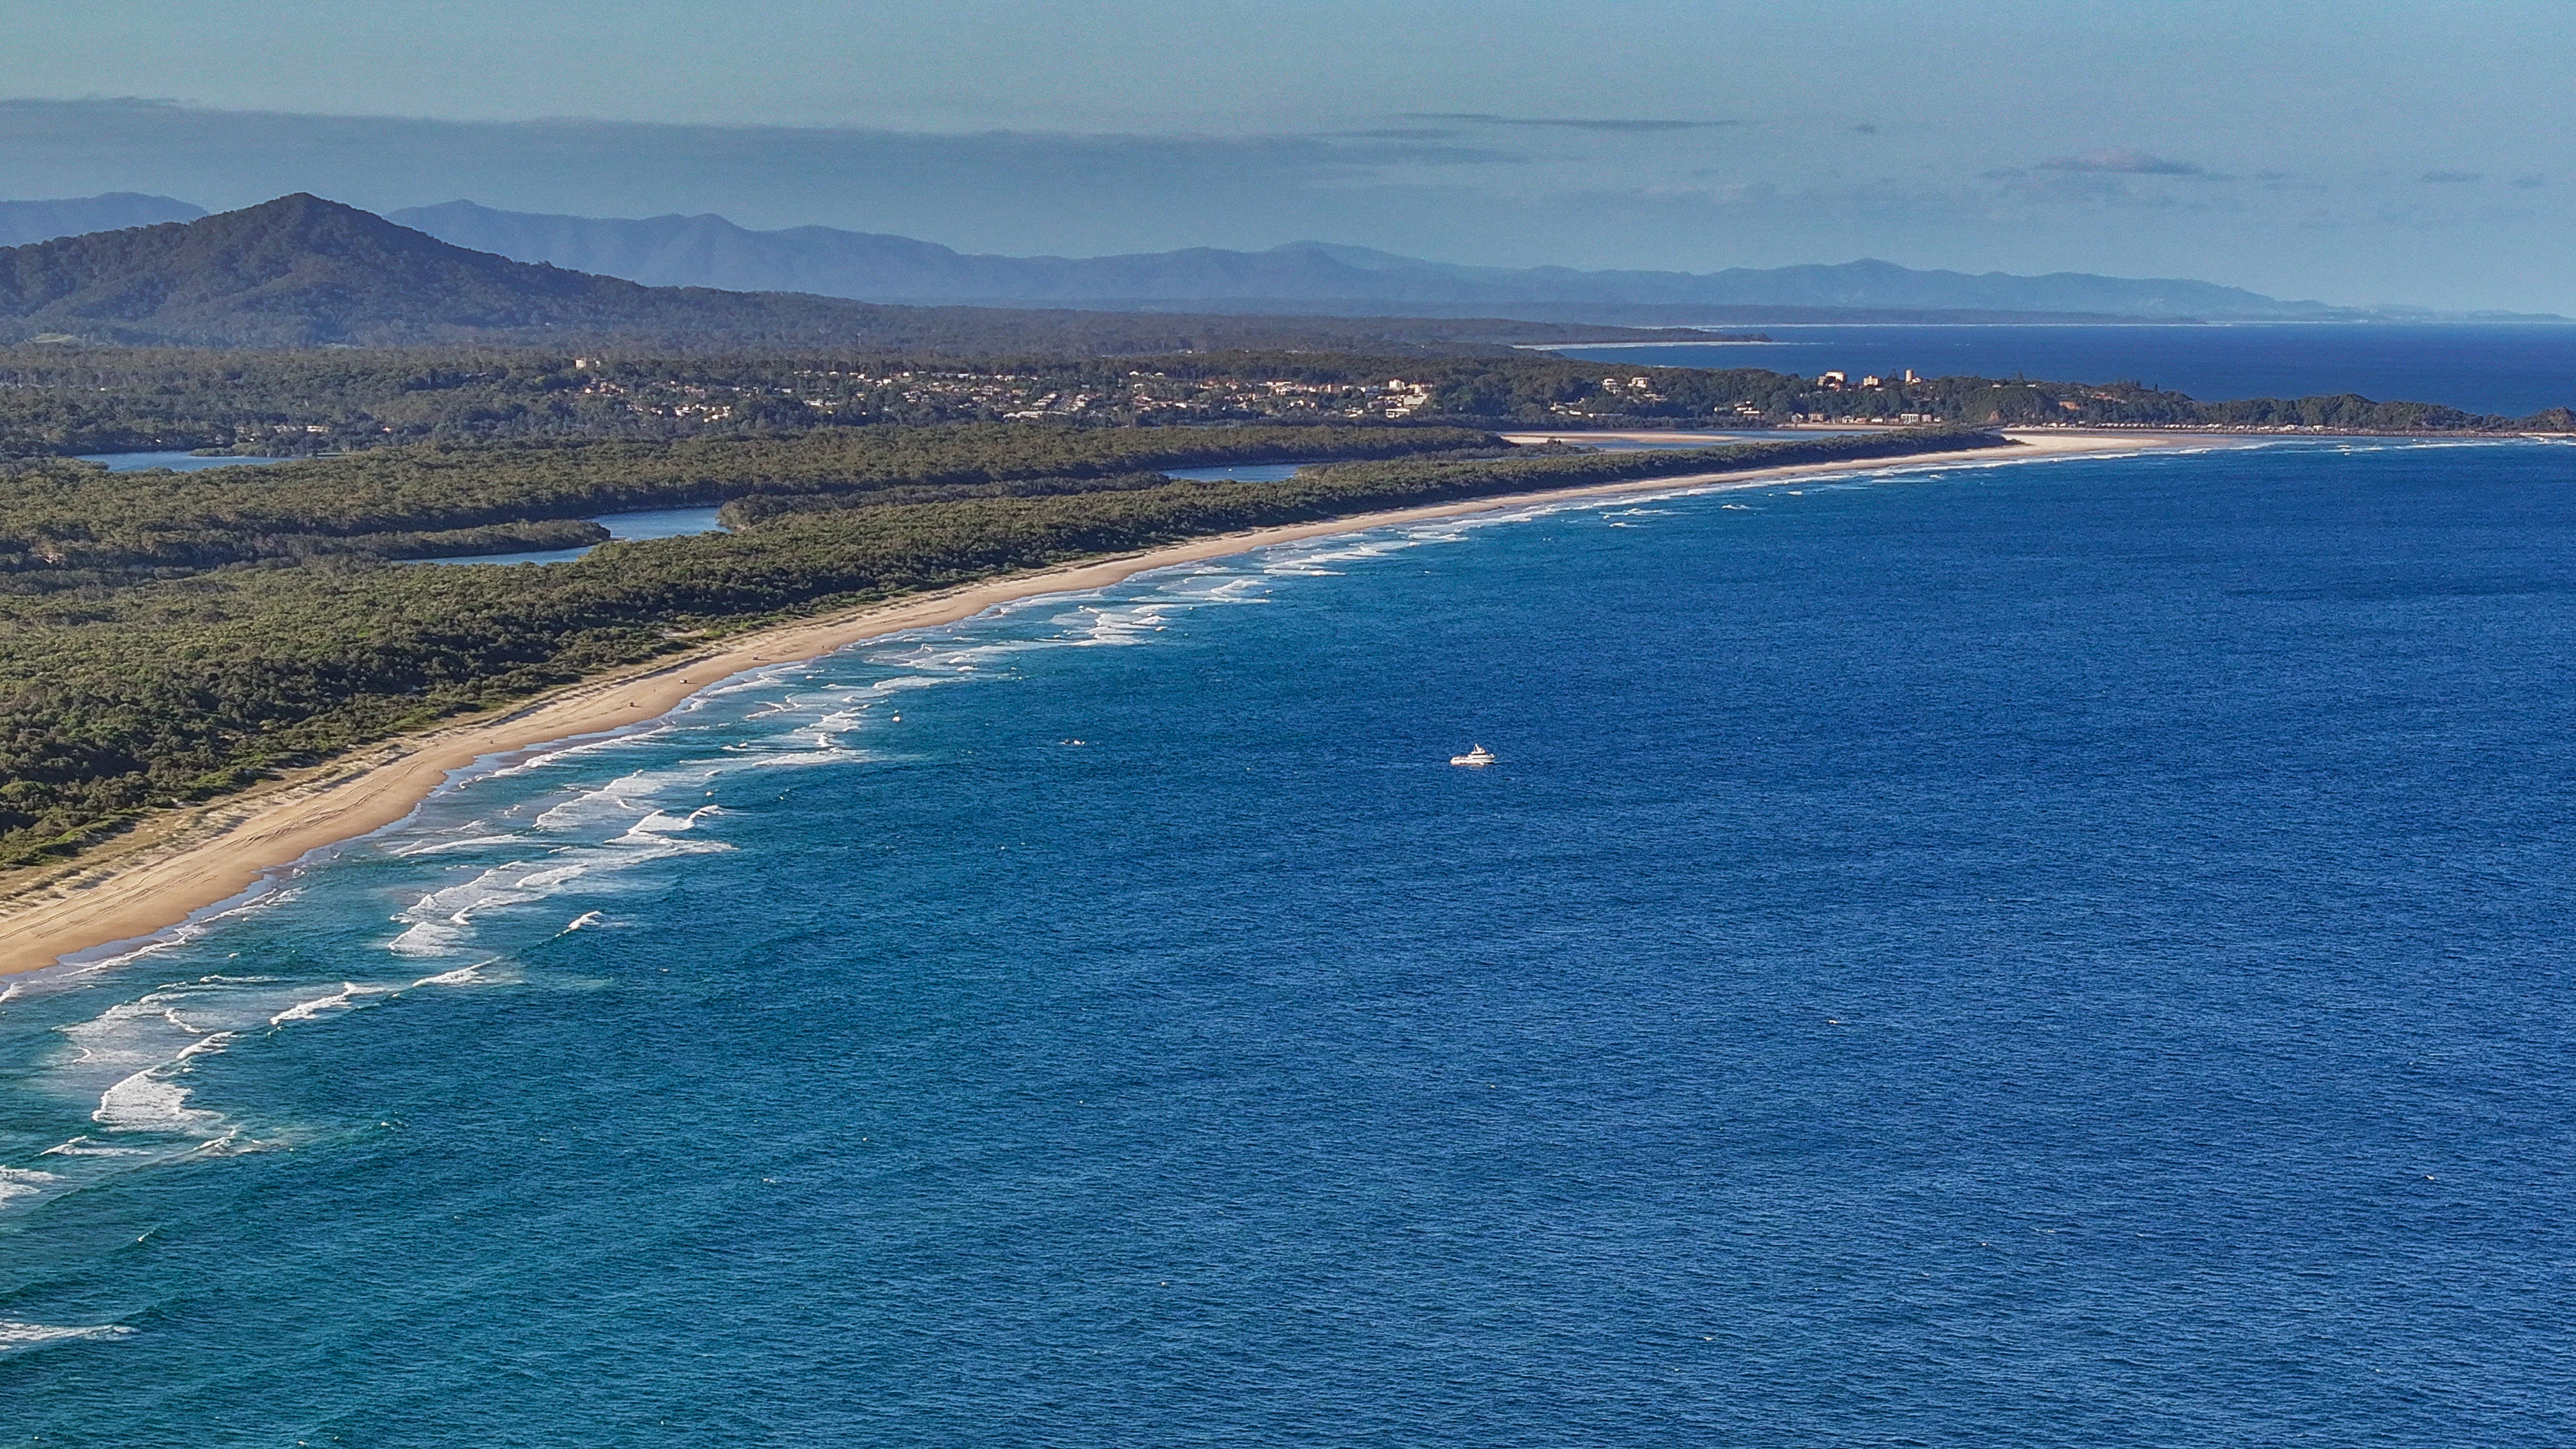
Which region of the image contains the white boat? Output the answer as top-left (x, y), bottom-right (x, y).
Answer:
top-left (1449, 744), bottom-right (1497, 767)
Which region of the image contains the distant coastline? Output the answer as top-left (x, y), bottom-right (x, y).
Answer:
top-left (0, 429), bottom-right (2193, 980)
top-left (1535, 319), bottom-right (2576, 420)
top-left (1526, 316), bottom-right (2576, 342)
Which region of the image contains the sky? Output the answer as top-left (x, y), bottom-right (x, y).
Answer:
top-left (0, 0), bottom-right (2567, 310)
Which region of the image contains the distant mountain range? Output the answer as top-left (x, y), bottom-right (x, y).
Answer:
top-left (1, 193), bottom-right (2553, 346)
top-left (0, 192), bottom-right (204, 247)
top-left (0, 195), bottom-right (1710, 351)
top-left (389, 199), bottom-right (2358, 323)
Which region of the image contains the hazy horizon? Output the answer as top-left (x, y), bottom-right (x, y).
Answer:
top-left (0, 3), bottom-right (2567, 311)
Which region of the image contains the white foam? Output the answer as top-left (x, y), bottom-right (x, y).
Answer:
top-left (542, 790), bottom-right (635, 833)
top-left (387, 921), bottom-right (468, 957)
top-left (387, 804), bottom-right (732, 957)
top-left (618, 803), bottom-right (723, 841)
top-left (922, 645), bottom-right (1035, 675)
top-left (712, 744), bottom-right (864, 770)
top-left (44, 966), bottom-right (443, 1157)
top-left (52, 930), bottom-right (195, 977)
top-left (382, 832), bottom-right (528, 858)
top-left (509, 860), bottom-right (599, 889)
top-left (59, 993), bottom-right (211, 1072)
top-left (473, 726), bottom-right (677, 783)
top-left (94, 1064), bottom-right (224, 1135)
top-left (268, 982), bottom-right (391, 1026)
top-left (1189, 574), bottom-right (1269, 601)
top-left (1064, 604), bottom-right (1171, 645)
top-left (18, 954), bottom-right (502, 1211)
top-left (38, 1137), bottom-right (145, 1158)
top-left (0, 1166), bottom-right (63, 1208)
top-left (388, 866), bottom-right (549, 956)
top-left (0, 1320), bottom-right (135, 1354)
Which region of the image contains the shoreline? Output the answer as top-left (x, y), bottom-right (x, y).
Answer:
top-left (0, 430), bottom-right (2205, 977)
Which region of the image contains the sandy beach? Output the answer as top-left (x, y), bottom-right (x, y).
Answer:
top-left (0, 429), bottom-right (2196, 977)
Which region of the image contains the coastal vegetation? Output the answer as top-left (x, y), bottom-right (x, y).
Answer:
top-left (0, 425), bottom-right (2001, 865)
top-left (2, 344), bottom-right (2563, 460)
top-left (5, 193), bottom-right (2566, 884)
top-left (0, 424), bottom-right (1497, 578)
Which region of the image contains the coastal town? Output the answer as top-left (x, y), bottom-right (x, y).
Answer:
top-left (552, 359), bottom-right (1977, 428)
top-left (163, 351), bottom-right (2544, 458)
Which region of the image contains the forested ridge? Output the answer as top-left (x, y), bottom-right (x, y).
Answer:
top-left (0, 426), bottom-right (2002, 865)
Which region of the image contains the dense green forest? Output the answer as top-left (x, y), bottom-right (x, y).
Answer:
top-left (0, 424), bottom-right (1498, 578)
top-left (0, 427), bottom-right (2001, 865)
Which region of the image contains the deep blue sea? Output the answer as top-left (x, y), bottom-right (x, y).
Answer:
top-left (5, 438), bottom-right (2573, 1446)
top-left (1562, 322), bottom-right (2576, 417)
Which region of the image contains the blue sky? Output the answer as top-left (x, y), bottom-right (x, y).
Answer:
top-left (3, 0), bottom-right (2568, 310)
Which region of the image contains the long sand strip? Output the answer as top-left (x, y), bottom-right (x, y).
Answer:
top-left (0, 430), bottom-right (2198, 976)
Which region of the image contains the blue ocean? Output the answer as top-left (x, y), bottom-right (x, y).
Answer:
top-left (1563, 321), bottom-right (2576, 418)
top-left (4, 439), bottom-right (2573, 1446)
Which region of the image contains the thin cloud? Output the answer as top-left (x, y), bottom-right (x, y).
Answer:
top-left (2511, 173), bottom-right (2547, 188)
top-left (2253, 169), bottom-right (2326, 193)
top-left (0, 98), bottom-right (1524, 252)
top-left (2419, 169), bottom-right (2481, 183)
top-left (2039, 148), bottom-right (2207, 176)
top-left (1407, 112), bottom-right (1736, 133)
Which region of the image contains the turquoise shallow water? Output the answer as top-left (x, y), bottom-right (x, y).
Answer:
top-left (3, 439), bottom-right (2572, 1445)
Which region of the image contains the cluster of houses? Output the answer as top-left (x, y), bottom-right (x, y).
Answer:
top-left (502, 360), bottom-right (1976, 433)
top-left (1813, 369), bottom-right (1923, 390)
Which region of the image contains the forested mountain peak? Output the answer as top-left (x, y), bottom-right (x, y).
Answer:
top-left (0, 197), bottom-right (1712, 353)
top-left (0, 194), bottom-right (666, 345)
